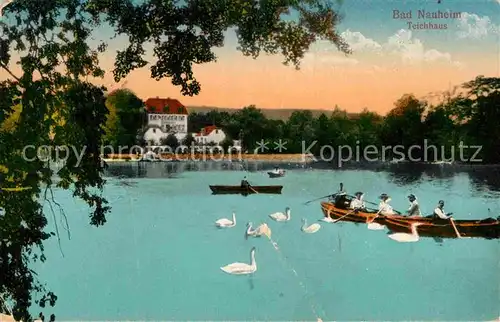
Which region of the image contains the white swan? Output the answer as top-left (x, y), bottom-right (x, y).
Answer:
top-left (215, 212), bottom-right (236, 228)
top-left (388, 222), bottom-right (423, 243)
top-left (220, 247), bottom-right (257, 275)
top-left (301, 218), bottom-right (321, 233)
top-left (245, 222), bottom-right (271, 238)
top-left (269, 207), bottom-right (291, 221)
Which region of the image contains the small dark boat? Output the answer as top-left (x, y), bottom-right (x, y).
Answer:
top-left (320, 201), bottom-right (500, 239)
top-left (267, 170), bottom-right (286, 178)
top-left (209, 185), bottom-right (283, 195)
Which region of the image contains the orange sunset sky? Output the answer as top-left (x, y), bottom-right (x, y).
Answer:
top-left (1, 0), bottom-right (499, 114)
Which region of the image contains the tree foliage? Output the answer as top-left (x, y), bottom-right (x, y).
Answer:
top-left (0, 0), bottom-right (351, 319)
top-left (103, 89), bottom-right (145, 149)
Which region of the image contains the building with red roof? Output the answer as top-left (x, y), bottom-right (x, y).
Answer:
top-left (144, 97), bottom-right (188, 134)
top-left (144, 97), bottom-right (188, 115)
top-left (194, 125), bottom-right (226, 145)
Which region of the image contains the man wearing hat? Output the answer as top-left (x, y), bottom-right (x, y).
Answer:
top-left (407, 194), bottom-right (421, 217)
top-left (378, 194), bottom-right (396, 215)
top-left (349, 191), bottom-right (366, 210)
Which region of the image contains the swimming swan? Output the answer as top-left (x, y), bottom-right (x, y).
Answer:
top-left (269, 207), bottom-right (291, 221)
top-left (245, 222), bottom-right (270, 238)
top-left (220, 247), bottom-right (257, 275)
top-left (215, 212), bottom-right (236, 228)
top-left (387, 222), bottom-right (423, 242)
top-left (301, 218), bottom-right (321, 233)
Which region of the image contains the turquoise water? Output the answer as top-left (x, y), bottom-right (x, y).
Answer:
top-left (35, 166), bottom-right (500, 321)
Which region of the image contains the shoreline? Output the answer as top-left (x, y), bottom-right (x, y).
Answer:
top-left (102, 153), bottom-right (314, 163)
top-left (101, 154), bottom-right (500, 168)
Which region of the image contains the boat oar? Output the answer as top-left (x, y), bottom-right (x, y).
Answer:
top-left (248, 185), bottom-right (259, 194)
top-left (367, 210), bottom-right (385, 230)
top-left (304, 194), bottom-right (332, 205)
top-left (449, 218), bottom-right (462, 238)
top-left (332, 210), bottom-right (356, 223)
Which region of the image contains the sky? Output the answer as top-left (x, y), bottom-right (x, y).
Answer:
top-left (1, 0), bottom-right (500, 114)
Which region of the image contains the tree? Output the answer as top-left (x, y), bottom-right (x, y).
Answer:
top-left (232, 106), bottom-right (269, 151)
top-left (380, 94), bottom-right (426, 160)
top-left (160, 134), bottom-right (180, 151)
top-left (103, 89), bottom-right (145, 149)
top-left (220, 137), bottom-right (235, 153)
top-left (0, 0), bottom-right (351, 319)
top-left (353, 109), bottom-right (383, 149)
top-left (286, 110), bottom-right (315, 153)
top-left (0, 104), bottom-right (21, 133)
top-left (182, 133), bottom-right (196, 147)
top-left (422, 106), bottom-right (457, 161)
top-left (443, 76), bottom-right (500, 163)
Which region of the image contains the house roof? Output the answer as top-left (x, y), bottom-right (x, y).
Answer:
top-left (144, 97), bottom-right (188, 115)
top-left (195, 125), bottom-right (219, 136)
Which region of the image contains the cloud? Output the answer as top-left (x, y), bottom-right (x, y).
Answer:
top-left (338, 28), bottom-right (459, 66)
top-left (385, 29), bottom-right (459, 65)
top-left (456, 12), bottom-right (499, 39)
top-left (304, 39), bottom-right (360, 68)
top-left (340, 29), bottom-right (382, 51)
top-left (306, 29), bottom-right (461, 68)
top-left (303, 52), bottom-right (359, 69)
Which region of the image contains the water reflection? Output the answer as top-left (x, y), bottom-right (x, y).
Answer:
top-left (102, 161), bottom-right (500, 193)
top-left (467, 167), bottom-right (500, 192)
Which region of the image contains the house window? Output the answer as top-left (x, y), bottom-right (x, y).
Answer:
top-left (153, 128), bottom-right (156, 133)
top-left (177, 107), bottom-right (183, 114)
top-left (163, 105), bottom-right (169, 113)
top-left (215, 129), bottom-right (218, 134)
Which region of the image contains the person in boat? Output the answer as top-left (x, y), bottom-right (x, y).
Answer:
top-left (331, 182), bottom-right (346, 198)
top-left (273, 166), bottom-right (281, 174)
top-left (349, 192), bottom-right (366, 210)
top-left (406, 194), bottom-right (421, 217)
top-left (378, 193), bottom-right (396, 215)
top-left (332, 183), bottom-right (349, 208)
top-left (241, 176), bottom-right (250, 188)
top-left (431, 200), bottom-right (453, 219)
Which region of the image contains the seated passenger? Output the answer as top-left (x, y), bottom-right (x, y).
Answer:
top-left (378, 193), bottom-right (396, 215)
top-left (349, 192), bottom-right (366, 210)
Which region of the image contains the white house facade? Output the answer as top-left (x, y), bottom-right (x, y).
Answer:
top-left (194, 126), bottom-right (226, 144)
top-left (143, 125), bottom-right (187, 145)
top-left (143, 97), bottom-right (188, 145)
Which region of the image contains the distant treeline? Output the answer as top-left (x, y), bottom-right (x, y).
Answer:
top-left (189, 76), bottom-right (500, 164)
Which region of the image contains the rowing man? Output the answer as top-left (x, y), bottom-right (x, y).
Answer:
top-left (331, 183), bottom-right (349, 208)
top-left (433, 200), bottom-right (453, 219)
top-left (241, 176), bottom-right (250, 188)
top-left (407, 194), bottom-right (421, 217)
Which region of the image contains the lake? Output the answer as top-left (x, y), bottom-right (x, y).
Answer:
top-left (35, 162), bottom-right (500, 321)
